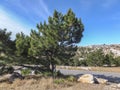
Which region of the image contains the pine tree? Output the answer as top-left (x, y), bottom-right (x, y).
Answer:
top-left (29, 9), bottom-right (84, 74)
top-left (0, 28), bottom-right (15, 54)
top-left (16, 32), bottom-right (30, 56)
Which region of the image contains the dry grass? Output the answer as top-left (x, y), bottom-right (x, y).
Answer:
top-left (0, 76), bottom-right (111, 90)
top-left (0, 76), bottom-right (77, 90)
top-left (57, 83), bottom-right (106, 90)
top-left (0, 78), bottom-right (54, 90)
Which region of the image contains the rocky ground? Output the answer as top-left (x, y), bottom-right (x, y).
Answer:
top-left (59, 69), bottom-right (120, 83)
top-left (0, 65), bottom-right (120, 90)
top-left (0, 78), bottom-right (120, 90)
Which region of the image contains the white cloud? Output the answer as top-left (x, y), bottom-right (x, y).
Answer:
top-left (0, 0), bottom-right (51, 39)
top-left (38, 0), bottom-right (51, 16)
top-left (28, 0), bottom-right (51, 21)
top-left (0, 8), bottom-right (30, 39)
top-left (0, 0), bottom-right (51, 24)
top-left (4, 0), bottom-right (51, 22)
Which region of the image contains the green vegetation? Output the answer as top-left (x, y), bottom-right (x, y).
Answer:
top-left (66, 75), bottom-right (76, 82)
top-left (114, 56), bottom-right (120, 66)
top-left (86, 49), bottom-right (105, 66)
top-left (28, 9), bottom-right (84, 74)
top-left (21, 69), bottom-right (31, 76)
top-left (1, 8), bottom-right (120, 79)
top-left (0, 9), bottom-right (84, 76)
top-left (0, 29), bottom-right (16, 64)
top-left (72, 48), bottom-right (120, 67)
top-left (54, 78), bottom-right (65, 84)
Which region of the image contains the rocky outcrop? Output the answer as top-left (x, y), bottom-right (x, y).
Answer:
top-left (77, 74), bottom-right (108, 84)
top-left (77, 74), bottom-right (94, 84)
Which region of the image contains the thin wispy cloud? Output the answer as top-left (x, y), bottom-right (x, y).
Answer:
top-left (19, 0), bottom-right (51, 21)
top-left (0, 8), bottom-right (30, 39)
top-left (38, 0), bottom-right (51, 16)
top-left (0, 0), bottom-right (120, 46)
top-left (0, 0), bottom-right (51, 39)
top-left (0, 0), bottom-right (51, 23)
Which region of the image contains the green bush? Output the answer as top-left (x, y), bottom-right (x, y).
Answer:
top-left (115, 57), bottom-right (120, 66)
top-left (66, 75), bottom-right (76, 82)
top-left (21, 69), bottom-right (31, 76)
top-left (78, 60), bottom-right (87, 66)
top-left (43, 71), bottom-right (52, 77)
top-left (86, 49), bottom-right (105, 66)
top-left (103, 53), bottom-right (115, 66)
top-left (54, 78), bottom-right (65, 84)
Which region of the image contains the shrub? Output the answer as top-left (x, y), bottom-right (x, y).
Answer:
top-left (21, 69), bottom-right (31, 76)
top-left (66, 75), bottom-right (76, 82)
top-left (43, 71), bottom-right (52, 77)
top-left (78, 60), bottom-right (87, 66)
top-left (86, 49), bottom-right (105, 66)
top-left (103, 53), bottom-right (115, 66)
top-left (115, 57), bottom-right (120, 66)
top-left (54, 78), bottom-right (65, 84)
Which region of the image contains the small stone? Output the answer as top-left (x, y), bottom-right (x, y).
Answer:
top-left (95, 78), bottom-right (108, 84)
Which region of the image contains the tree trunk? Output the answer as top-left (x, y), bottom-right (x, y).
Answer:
top-left (46, 50), bottom-right (56, 78)
top-left (51, 63), bottom-right (56, 78)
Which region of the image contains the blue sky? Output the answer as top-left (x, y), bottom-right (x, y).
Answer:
top-left (0, 0), bottom-right (120, 46)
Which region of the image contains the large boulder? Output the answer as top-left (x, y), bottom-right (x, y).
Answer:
top-left (77, 74), bottom-right (94, 84)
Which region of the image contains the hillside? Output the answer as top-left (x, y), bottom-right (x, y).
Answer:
top-left (76, 44), bottom-right (120, 60)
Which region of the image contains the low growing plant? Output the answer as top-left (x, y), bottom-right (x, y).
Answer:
top-left (54, 78), bottom-right (65, 84)
top-left (66, 75), bottom-right (76, 82)
top-left (21, 69), bottom-right (31, 76)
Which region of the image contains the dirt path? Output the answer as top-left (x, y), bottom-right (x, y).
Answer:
top-left (59, 69), bottom-right (120, 83)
